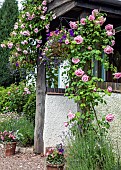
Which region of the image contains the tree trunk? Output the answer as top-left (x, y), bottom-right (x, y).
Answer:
top-left (34, 61), bottom-right (46, 154)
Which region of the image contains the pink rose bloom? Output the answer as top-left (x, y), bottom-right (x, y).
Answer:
top-left (111, 40), bottom-right (115, 46)
top-left (92, 9), bottom-right (99, 16)
top-left (105, 24), bottom-right (113, 31)
top-left (80, 18), bottom-right (86, 25)
top-left (93, 88), bottom-right (97, 92)
top-left (69, 21), bottom-right (77, 29)
top-left (106, 114), bottom-right (114, 122)
top-left (95, 16), bottom-right (106, 26)
top-left (40, 15), bottom-right (46, 20)
top-left (75, 68), bottom-right (84, 77)
top-left (1, 136), bottom-right (4, 141)
top-left (45, 24), bottom-right (50, 30)
top-left (74, 35), bottom-right (83, 44)
top-left (65, 39), bottom-right (69, 44)
top-left (104, 45), bottom-right (113, 54)
top-left (107, 86), bottom-right (112, 92)
top-left (64, 122), bottom-right (68, 127)
top-left (23, 50), bottom-right (28, 54)
top-left (34, 28), bottom-right (39, 33)
top-left (42, 0), bottom-right (47, 5)
top-left (82, 74), bottom-right (89, 82)
top-left (43, 6), bottom-right (47, 12)
top-left (113, 72), bottom-right (121, 79)
top-left (7, 42), bottom-right (13, 49)
top-left (88, 15), bottom-right (95, 21)
top-left (106, 31), bottom-right (113, 36)
top-left (72, 58), bottom-right (80, 64)
top-left (36, 44), bottom-right (40, 48)
top-left (36, 39), bottom-right (42, 44)
top-left (88, 46), bottom-right (92, 50)
top-left (68, 111), bottom-right (75, 120)
top-left (21, 24), bottom-right (25, 28)
top-left (14, 24), bottom-right (18, 29)
top-left (52, 14), bottom-right (56, 19)
top-left (24, 87), bottom-right (29, 91)
top-left (16, 47), bottom-right (21, 52)
top-left (1, 44), bottom-right (6, 48)
top-left (27, 91), bottom-right (31, 94)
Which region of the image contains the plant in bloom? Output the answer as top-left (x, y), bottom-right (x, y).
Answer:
top-left (113, 72), bottom-right (121, 79)
top-left (106, 114), bottom-right (114, 122)
top-left (45, 9), bottom-right (115, 134)
top-left (46, 143), bottom-right (65, 165)
top-left (0, 130), bottom-right (22, 143)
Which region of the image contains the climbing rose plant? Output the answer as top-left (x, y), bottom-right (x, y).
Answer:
top-left (45, 9), bottom-right (116, 133)
top-left (1, 0), bottom-right (56, 71)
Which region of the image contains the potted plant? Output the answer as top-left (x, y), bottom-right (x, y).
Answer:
top-left (46, 143), bottom-right (66, 170)
top-left (0, 130), bottom-right (23, 156)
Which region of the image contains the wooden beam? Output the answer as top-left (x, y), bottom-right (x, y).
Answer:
top-left (50, 1), bottom-right (77, 17)
top-left (76, 1), bottom-right (121, 16)
top-left (48, 0), bottom-right (73, 11)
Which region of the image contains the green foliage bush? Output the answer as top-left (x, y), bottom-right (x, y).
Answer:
top-left (23, 93), bottom-right (36, 124)
top-left (0, 114), bottom-right (34, 146)
top-left (0, 82), bottom-right (36, 123)
top-left (66, 130), bottom-right (121, 170)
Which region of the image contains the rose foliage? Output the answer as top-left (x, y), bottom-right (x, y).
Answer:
top-left (45, 9), bottom-right (116, 134)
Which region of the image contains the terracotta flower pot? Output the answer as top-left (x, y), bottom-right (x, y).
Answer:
top-left (46, 164), bottom-right (64, 170)
top-left (4, 142), bottom-right (17, 156)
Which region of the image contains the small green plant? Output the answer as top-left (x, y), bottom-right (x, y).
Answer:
top-left (66, 129), bottom-right (121, 170)
top-left (46, 144), bottom-right (65, 165)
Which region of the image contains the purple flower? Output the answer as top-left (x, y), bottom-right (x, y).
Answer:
top-left (69, 29), bottom-right (74, 37)
top-left (16, 62), bottom-right (19, 67)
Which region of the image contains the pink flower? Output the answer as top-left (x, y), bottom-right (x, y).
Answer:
top-left (40, 15), bottom-right (46, 20)
top-left (104, 45), bottom-right (113, 54)
top-left (92, 9), bottom-right (99, 16)
top-left (29, 24), bottom-right (32, 29)
top-left (34, 28), bottom-right (39, 33)
top-left (107, 86), bottom-right (112, 92)
top-left (7, 91), bottom-right (11, 95)
top-left (111, 40), bottom-right (115, 46)
top-left (27, 91), bottom-right (31, 94)
top-left (16, 47), bottom-right (21, 52)
top-left (23, 50), bottom-right (28, 54)
top-left (106, 31), bottom-right (113, 36)
top-left (74, 35), bottom-right (83, 44)
top-left (42, 0), bottom-right (47, 5)
top-left (88, 46), bottom-right (92, 50)
top-left (72, 58), bottom-right (80, 64)
top-left (93, 88), bottom-right (97, 92)
top-left (43, 6), bottom-right (47, 12)
top-left (69, 21), bottom-right (77, 29)
top-left (7, 42), bottom-right (13, 49)
top-left (52, 14), bottom-right (56, 19)
top-left (88, 15), bottom-right (95, 21)
top-left (68, 111), bottom-right (75, 120)
top-left (45, 24), bottom-right (49, 30)
top-left (65, 39), bottom-right (69, 44)
top-left (1, 44), bottom-right (6, 48)
top-left (82, 74), bottom-right (89, 82)
top-left (75, 68), bottom-right (84, 77)
top-left (36, 39), bottom-right (42, 44)
top-left (21, 24), bottom-right (25, 28)
top-left (106, 114), bottom-right (114, 122)
top-left (113, 72), bottom-right (121, 79)
top-left (64, 122), bottom-right (68, 127)
top-left (80, 18), bottom-right (86, 25)
top-left (24, 87), bottom-right (29, 91)
top-left (105, 24), bottom-right (113, 31)
top-left (14, 24), bottom-right (18, 30)
top-left (1, 136), bottom-right (4, 141)
top-left (95, 16), bottom-right (106, 26)
top-left (36, 44), bottom-right (40, 48)
top-left (26, 12), bottom-right (30, 16)
top-left (24, 40), bottom-right (28, 44)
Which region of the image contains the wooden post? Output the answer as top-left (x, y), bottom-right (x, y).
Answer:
top-left (34, 58), bottom-right (46, 154)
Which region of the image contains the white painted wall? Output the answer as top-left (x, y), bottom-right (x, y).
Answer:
top-left (44, 93), bottom-right (121, 154)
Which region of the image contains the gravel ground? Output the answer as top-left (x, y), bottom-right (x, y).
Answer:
top-left (0, 145), bottom-right (46, 170)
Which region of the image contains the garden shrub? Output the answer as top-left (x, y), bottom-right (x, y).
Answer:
top-left (23, 93), bottom-right (36, 124)
top-left (0, 82), bottom-right (35, 118)
top-left (66, 129), bottom-right (121, 170)
top-left (0, 114), bottom-right (34, 146)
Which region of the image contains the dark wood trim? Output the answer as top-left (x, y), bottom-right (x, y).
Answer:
top-left (76, 1), bottom-right (121, 16)
top-left (46, 87), bottom-right (65, 95)
top-left (97, 82), bottom-right (121, 93)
